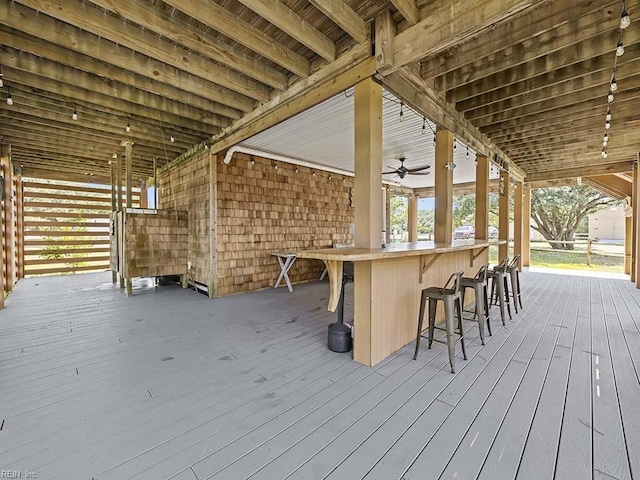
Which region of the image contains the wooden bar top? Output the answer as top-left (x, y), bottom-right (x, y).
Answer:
top-left (297, 239), bottom-right (505, 262)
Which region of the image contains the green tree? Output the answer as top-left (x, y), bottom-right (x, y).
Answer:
top-left (389, 195), bottom-right (408, 242)
top-left (531, 185), bottom-right (617, 250)
top-left (418, 209), bottom-right (434, 236)
top-left (452, 194), bottom-right (500, 229)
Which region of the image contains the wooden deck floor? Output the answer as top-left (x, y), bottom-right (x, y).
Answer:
top-left (1, 271), bottom-right (640, 480)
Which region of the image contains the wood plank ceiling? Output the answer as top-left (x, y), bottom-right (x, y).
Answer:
top-left (0, 0), bottom-right (638, 184)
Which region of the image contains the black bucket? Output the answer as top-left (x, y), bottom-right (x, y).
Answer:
top-left (328, 322), bottom-right (352, 353)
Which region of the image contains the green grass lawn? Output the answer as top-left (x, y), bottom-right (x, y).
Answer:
top-left (489, 241), bottom-right (625, 272)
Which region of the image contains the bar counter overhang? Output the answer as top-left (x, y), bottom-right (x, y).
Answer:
top-left (298, 239), bottom-right (504, 366)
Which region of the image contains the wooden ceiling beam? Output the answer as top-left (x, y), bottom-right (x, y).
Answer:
top-left (471, 79), bottom-right (640, 127)
top-left (529, 178), bottom-right (580, 189)
top-left (12, 0), bottom-right (271, 103)
top-left (235, 0), bottom-right (335, 62)
top-left (526, 162), bottom-right (634, 182)
top-left (458, 54), bottom-right (640, 117)
top-left (0, 120), bottom-right (181, 160)
top-left (209, 43), bottom-right (374, 155)
top-left (493, 108), bottom-right (640, 144)
top-left (382, 0), bottom-right (547, 76)
top-left (19, 166), bottom-right (112, 185)
top-left (434, 3), bottom-right (618, 92)
top-left (446, 26), bottom-right (640, 103)
top-left (4, 67), bottom-right (221, 134)
top-left (307, 0), bottom-right (368, 44)
top-left (89, 0), bottom-right (288, 91)
top-left (5, 83), bottom-right (210, 147)
top-left (0, 28), bottom-right (244, 119)
top-left (0, 2), bottom-right (256, 112)
top-left (390, 0), bottom-right (419, 25)
top-left (584, 174), bottom-right (633, 198)
top-left (420, 0), bottom-right (609, 79)
top-left (381, 66), bottom-right (527, 181)
top-left (2, 51), bottom-right (231, 129)
top-left (164, 0), bottom-right (310, 77)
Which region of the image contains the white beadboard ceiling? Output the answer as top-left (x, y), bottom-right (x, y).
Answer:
top-left (240, 89), bottom-right (500, 189)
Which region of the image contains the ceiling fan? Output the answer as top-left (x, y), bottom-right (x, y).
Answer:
top-left (383, 157), bottom-right (431, 179)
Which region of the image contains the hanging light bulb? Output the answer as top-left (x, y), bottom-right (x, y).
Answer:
top-left (466, 146), bottom-right (469, 161)
top-left (620, 8), bottom-right (631, 29)
top-left (72, 105), bottom-right (78, 120)
top-left (608, 90), bottom-right (614, 103)
top-left (399, 102), bottom-right (404, 122)
top-left (601, 148), bottom-right (608, 158)
top-left (170, 134), bottom-right (175, 143)
top-left (605, 120), bottom-right (611, 129)
top-left (610, 76), bottom-right (618, 92)
top-left (603, 140), bottom-right (608, 147)
top-left (606, 108), bottom-right (612, 121)
top-left (604, 133), bottom-right (609, 143)
top-left (6, 87), bottom-right (13, 106)
top-left (616, 41), bottom-right (625, 56)
top-left (125, 120), bottom-right (131, 133)
top-left (422, 117), bottom-right (426, 134)
top-left (0, 72), bottom-right (4, 88)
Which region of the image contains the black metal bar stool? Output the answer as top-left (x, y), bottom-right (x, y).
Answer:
top-left (460, 264), bottom-right (491, 345)
top-left (506, 254), bottom-right (523, 311)
top-left (488, 258), bottom-right (512, 325)
top-left (414, 271), bottom-right (467, 373)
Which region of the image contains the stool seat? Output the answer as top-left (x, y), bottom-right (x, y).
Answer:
top-left (414, 271), bottom-right (466, 373)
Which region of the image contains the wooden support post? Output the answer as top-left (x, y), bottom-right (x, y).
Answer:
top-left (126, 277), bottom-right (132, 297)
top-left (110, 161), bottom-right (117, 212)
top-left (625, 208), bottom-right (632, 274)
top-left (0, 145), bottom-right (8, 307)
top-left (631, 161), bottom-right (640, 288)
top-left (514, 180), bottom-right (523, 271)
top-left (475, 155), bottom-right (489, 241)
top-left (499, 170), bottom-right (511, 262)
top-left (408, 193), bottom-right (418, 242)
top-left (139, 180), bottom-right (148, 209)
top-left (153, 156), bottom-right (158, 209)
top-left (122, 141), bottom-right (134, 209)
top-left (209, 152), bottom-right (218, 298)
top-left (434, 128), bottom-right (454, 244)
top-left (3, 147), bottom-right (14, 292)
top-left (522, 184), bottom-right (531, 267)
top-left (353, 77), bottom-right (382, 367)
top-left (633, 164), bottom-right (638, 284)
top-left (586, 239), bottom-right (592, 267)
top-left (354, 78), bottom-right (383, 249)
top-left (15, 176), bottom-right (24, 280)
top-left (116, 152), bottom-right (123, 212)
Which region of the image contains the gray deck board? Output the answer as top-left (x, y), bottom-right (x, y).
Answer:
top-left (1, 271), bottom-right (640, 480)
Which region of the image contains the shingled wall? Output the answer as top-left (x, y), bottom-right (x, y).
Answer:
top-left (158, 151), bottom-right (354, 297)
top-left (158, 153), bottom-right (210, 286)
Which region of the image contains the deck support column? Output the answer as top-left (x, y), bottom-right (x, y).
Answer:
top-left (353, 77), bottom-right (382, 366)
top-left (514, 180), bottom-right (523, 271)
top-left (522, 184), bottom-right (531, 267)
top-left (121, 141), bottom-right (134, 296)
top-left (475, 155), bottom-right (489, 241)
top-left (408, 193), bottom-right (418, 242)
top-left (2, 145), bottom-right (14, 293)
top-left (109, 160), bottom-right (118, 284)
top-left (633, 164), bottom-right (638, 284)
top-left (16, 176), bottom-right (24, 280)
top-left (499, 170), bottom-right (511, 262)
top-left (116, 151), bottom-right (124, 289)
top-left (634, 161), bottom-right (640, 287)
top-left (209, 152), bottom-right (218, 299)
top-left (434, 129), bottom-right (454, 244)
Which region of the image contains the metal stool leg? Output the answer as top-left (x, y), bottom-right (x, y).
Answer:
top-left (516, 270), bottom-right (523, 309)
top-left (444, 296), bottom-right (456, 373)
top-left (428, 298), bottom-right (437, 348)
top-left (474, 283), bottom-right (485, 345)
top-left (455, 296), bottom-right (467, 360)
top-left (495, 274), bottom-right (507, 325)
top-left (508, 269), bottom-right (518, 314)
top-left (414, 290), bottom-right (428, 359)
top-left (484, 283), bottom-right (492, 336)
top-left (503, 275), bottom-right (513, 319)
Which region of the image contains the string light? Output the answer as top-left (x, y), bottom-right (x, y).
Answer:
top-left (620, 3), bottom-right (630, 29)
top-left (6, 86), bottom-right (13, 106)
top-left (422, 117), bottom-right (426, 134)
top-left (608, 91), bottom-right (614, 103)
top-left (0, 67), bottom-right (4, 88)
top-left (399, 102), bottom-right (404, 122)
top-left (125, 120), bottom-right (131, 133)
top-left (616, 40), bottom-right (625, 56)
top-left (610, 75), bottom-right (618, 92)
top-left (72, 105), bottom-right (78, 120)
top-left (170, 134), bottom-right (175, 143)
top-left (605, 119), bottom-right (611, 130)
top-left (606, 108), bottom-right (612, 121)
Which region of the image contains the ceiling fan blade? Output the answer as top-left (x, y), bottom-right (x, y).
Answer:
top-left (408, 171), bottom-right (431, 175)
top-left (383, 170), bottom-right (399, 175)
top-left (406, 165), bottom-right (431, 172)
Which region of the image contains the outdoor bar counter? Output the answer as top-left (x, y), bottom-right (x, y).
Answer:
top-left (298, 239), bottom-right (503, 366)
